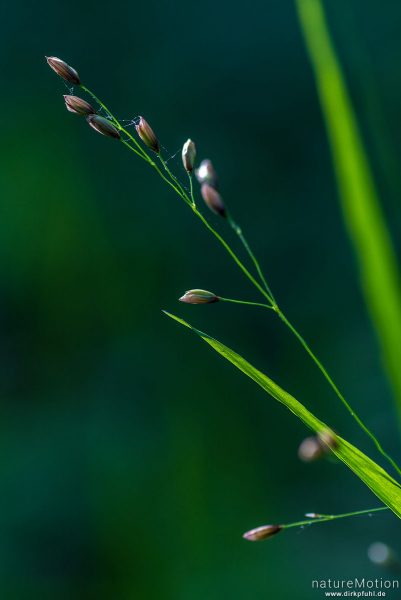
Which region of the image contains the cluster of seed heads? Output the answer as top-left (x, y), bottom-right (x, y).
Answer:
top-left (46, 56), bottom-right (226, 208)
top-left (46, 56), bottom-right (345, 544)
top-left (46, 56), bottom-right (229, 309)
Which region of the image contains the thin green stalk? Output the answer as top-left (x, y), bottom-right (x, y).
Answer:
top-left (295, 0), bottom-right (401, 427)
top-left (219, 297), bottom-right (274, 309)
top-left (228, 215), bottom-right (276, 303)
top-left (120, 139), bottom-right (149, 162)
top-left (283, 506), bottom-right (388, 530)
top-left (188, 173), bottom-right (196, 206)
top-left (121, 140), bottom-right (190, 203)
top-left (80, 85), bottom-right (119, 126)
top-left (159, 156), bottom-right (191, 204)
top-left (192, 207), bottom-right (274, 304)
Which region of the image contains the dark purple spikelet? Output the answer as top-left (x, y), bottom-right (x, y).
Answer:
top-left (64, 95), bottom-right (96, 116)
top-left (86, 115), bottom-right (121, 139)
top-left (318, 429), bottom-right (338, 450)
top-left (46, 56), bottom-right (81, 85)
top-left (135, 116), bottom-right (160, 153)
top-left (179, 289), bottom-right (219, 304)
top-left (243, 525), bottom-right (282, 542)
top-left (201, 183), bottom-right (226, 217)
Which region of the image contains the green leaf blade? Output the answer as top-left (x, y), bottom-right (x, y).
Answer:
top-left (164, 311), bottom-right (401, 519)
top-left (296, 0), bottom-right (401, 425)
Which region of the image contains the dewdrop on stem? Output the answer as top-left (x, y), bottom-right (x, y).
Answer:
top-left (46, 56), bottom-right (81, 85)
top-left (136, 116), bottom-right (160, 153)
top-left (179, 289), bottom-right (219, 304)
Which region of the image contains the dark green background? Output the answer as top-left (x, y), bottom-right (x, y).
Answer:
top-left (1, 0), bottom-right (401, 597)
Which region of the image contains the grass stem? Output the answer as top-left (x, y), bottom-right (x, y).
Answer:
top-left (219, 297), bottom-right (274, 309)
top-left (228, 215), bottom-right (276, 303)
top-left (283, 506), bottom-right (388, 530)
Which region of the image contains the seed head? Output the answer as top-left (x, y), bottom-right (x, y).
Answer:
top-left (179, 289), bottom-right (219, 304)
top-left (86, 115), bottom-right (121, 140)
top-left (298, 436), bottom-right (325, 462)
top-left (136, 116), bottom-right (160, 153)
top-left (182, 139), bottom-right (196, 172)
top-left (201, 183), bottom-right (227, 218)
top-left (195, 159), bottom-right (218, 188)
top-left (318, 429), bottom-right (338, 450)
top-left (64, 95), bottom-right (95, 116)
top-left (243, 524), bottom-right (282, 542)
top-left (46, 56), bottom-right (81, 85)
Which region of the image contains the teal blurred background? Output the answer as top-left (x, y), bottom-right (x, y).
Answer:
top-left (1, 0), bottom-right (401, 597)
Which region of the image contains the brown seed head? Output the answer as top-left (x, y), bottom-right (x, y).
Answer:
top-left (46, 56), bottom-right (81, 85)
top-left (86, 115), bottom-right (121, 140)
top-left (201, 183), bottom-right (226, 218)
top-left (136, 116), bottom-right (160, 153)
top-left (243, 524), bottom-right (282, 542)
top-left (195, 159), bottom-right (218, 188)
top-left (298, 436), bottom-right (325, 462)
top-left (182, 139), bottom-right (197, 172)
top-left (318, 429), bottom-right (338, 450)
top-left (179, 289), bottom-right (219, 305)
top-left (64, 95), bottom-right (95, 116)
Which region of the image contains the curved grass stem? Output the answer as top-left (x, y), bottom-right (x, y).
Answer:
top-left (283, 506), bottom-right (388, 531)
top-left (121, 141), bottom-right (192, 207)
top-left (228, 215), bottom-right (276, 303)
top-left (219, 297), bottom-right (273, 310)
top-left (158, 156), bottom-right (191, 204)
top-left (192, 208), bottom-right (274, 304)
top-left (188, 173), bottom-right (196, 207)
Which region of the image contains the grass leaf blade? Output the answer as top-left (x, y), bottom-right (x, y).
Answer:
top-left (164, 311), bottom-right (401, 518)
top-left (295, 0), bottom-right (401, 424)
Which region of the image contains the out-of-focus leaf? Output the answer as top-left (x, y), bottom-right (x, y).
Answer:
top-left (296, 0), bottom-right (401, 423)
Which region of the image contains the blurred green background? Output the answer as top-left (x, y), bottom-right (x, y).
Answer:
top-left (2, 0), bottom-right (401, 597)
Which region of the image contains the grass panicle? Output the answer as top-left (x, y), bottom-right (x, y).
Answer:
top-left (46, 51), bottom-right (401, 534)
